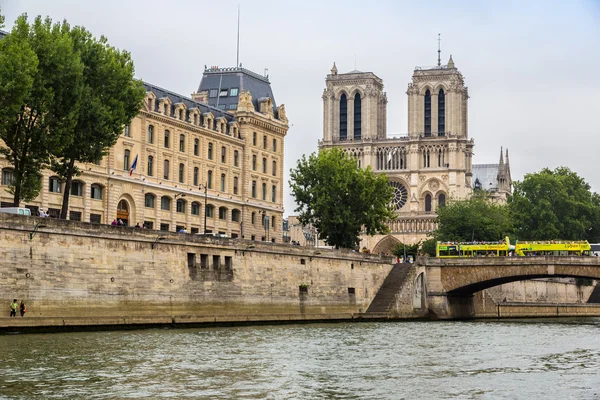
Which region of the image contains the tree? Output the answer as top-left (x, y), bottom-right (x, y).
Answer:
top-left (435, 191), bottom-right (513, 242)
top-left (421, 237), bottom-right (437, 257)
top-left (0, 14), bottom-right (83, 205)
top-left (290, 148), bottom-right (395, 249)
top-left (509, 167), bottom-right (600, 241)
top-left (391, 241), bottom-right (420, 260)
top-left (52, 26), bottom-right (145, 219)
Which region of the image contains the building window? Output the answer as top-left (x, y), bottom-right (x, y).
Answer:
top-left (260, 158), bottom-right (266, 174)
top-left (424, 89), bottom-right (431, 136)
top-left (251, 181), bottom-right (256, 198)
top-left (161, 196), bottom-right (171, 211)
top-left (272, 160), bottom-right (277, 176)
top-left (1, 168), bottom-right (14, 186)
top-left (425, 194), bottom-right (432, 212)
top-left (194, 138), bottom-right (199, 156)
top-left (232, 209), bottom-right (240, 222)
top-left (230, 88), bottom-right (239, 97)
top-left (206, 204), bottom-right (214, 218)
top-left (219, 89), bottom-right (228, 97)
top-left (148, 125), bottom-right (154, 144)
top-left (176, 199), bottom-right (186, 213)
top-left (263, 135), bottom-right (267, 149)
top-left (233, 177), bottom-right (238, 195)
top-left (69, 211), bottom-right (82, 221)
top-left (219, 207), bottom-right (227, 220)
top-left (191, 202), bottom-right (200, 215)
top-left (253, 132), bottom-right (257, 145)
top-left (193, 167), bottom-right (199, 186)
top-left (438, 193), bottom-right (446, 208)
top-left (438, 88), bottom-right (445, 136)
top-left (208, 143), bottom-right (213, 160)
top-left (90, 214), bottom-right (102, 224)
top-left (354, 93), bottom-right (361, 140)
top-left (209, 89), bottom-right (218, 98)
top-left (164, 159), bottom-right (169, 180)
top-left (71, 181), bottom-right (83, 197)
top-left (123, 149), bottom-right (130, 171)
top-left (234, 150), bottom-right (239, 167)
top-left (262, 183), bottom-right (267, 200)
top-left (272, 185), bottom-right (276, 202)
top-left (251, 155), bottom-right (257, 171)
top-left (164, 130), bottom-right (170, 148)
top-left (179, 163), bottom-right (185, 183)
top-left (272, 138), bottom-right (277, 152)
top-left (91, 184), bottom-right (103, 200)
top-left (221, 146), bottom-right (226, 163)
top-left (220, 173), bottom-right (226, 192)
top-left (145, 193), bottom-right (155, 208)
top-left (124, 125), bottom-right (131, 137)
top-left (423, 150), bottom-right (430, 168)
top-left (147, 156), bottom-right (154, 176)
top-left (207, 170), bottom-right (213, 189)
top-left (339, 93), bottom-right (347, 140)
top-left (160, 223), bottom-right (170, 231)
top-left (251, 212), bottom-right (256, 225)
top-left (272, 215), bottom-right (276, 228)
top-left (179, 134), bottom-right (185, 152)
top-left (228, 104), bottom-right (237, 110)
top-left (48, 176), bottom-right (61, 193)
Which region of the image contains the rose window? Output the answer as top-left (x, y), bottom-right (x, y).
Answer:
top-left (390, 181), bottom-right (408, 210)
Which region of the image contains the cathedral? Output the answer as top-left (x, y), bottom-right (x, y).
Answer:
top-left (318, 55), bottom-right (512, 253)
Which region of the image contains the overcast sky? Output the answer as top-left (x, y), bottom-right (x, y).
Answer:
top-left (2, 0), bottom-right (599, 215)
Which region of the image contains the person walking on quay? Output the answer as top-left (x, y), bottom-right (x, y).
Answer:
top-left (9, 299), bottom-right (18, 317)
top-left (19, 300), bottom-right (26, 317)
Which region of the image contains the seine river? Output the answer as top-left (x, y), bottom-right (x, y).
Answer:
top-left (1, 319), bottom-right (600, 399)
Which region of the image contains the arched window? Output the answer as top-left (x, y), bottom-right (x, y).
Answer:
top-left (354, 93), bottom-right (361, 139)
top-left (48, 176), bottom-right (61, 193)
top-left (208, 142), bottom-right (213, 160)
top-left (91, 184), bottom-right (103, 200)
top-left (438, 89), bottom-right (445, 136)
top-left (251, 180), bottom-right (256, 198)
top-left (206, 204), bottom-right (214, 218)
top-left (178, 163), bottom-right (185, 183)
top-left (207, 170), bottom-right (213, 189)
top-left (423, 149), bottom-right (430, 168)
top-left (220, 173), bottom-right (226, 192)
top-left (262, 158), bottom-right (267, 173)
top-left (193, 167), bottom-right (199, 186)
top-left (191, 201), bottom-right (200, 215)
top-left (424, 89), bottom-right (431, 136)
top-left (123, 149), bottom-right (130, 170)
top-left (425, 194), bottom-right (432, 212)
top-left (147, 156), bottom-right (154, 176)
top-left (164, 130), bottom-right (170, 148)
top-left (179, 134), bottom-right (185, 152)
top-left (148, 125), bottom-right (154, 144)
top-left (71, 180), bottom-right (84, 197)
top-left (193, 138), bottom-right (199, 156)
top-left (234, 150), bottom-right (239, 167)
top-left (233, 176), bottom-right (239, 194)
top-left (438, 193), bottom-right (446, 208)
top-left (145, 193), bottom-right (155, 208)
top-left (252, 155), bottom-right (257, 170)
top-left (161, 196), bottom-right (171, 210)
top-left (272, 160), bottom-right (277, 176)
top-left (219, 206), bottom-right (227, 220)
top-left (176, 199), bottom-right (186, 213)
top-left (163, 159), bottom-right (169, 180)
top-left (221, 146), bottom-right (226, 163)
top-left (339, 94), bottom-right (347, 140)
top-left (232, 209), bottom-right (241, 222)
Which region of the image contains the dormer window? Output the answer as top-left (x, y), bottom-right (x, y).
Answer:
top-left (230, 88), bottom-right (239, 97)
top-left (179, 109), bottom-right (184, 120)
top-left (219, 89), bottom-right (228, 97)
top-left (209, 89), bottom-right (218, 98)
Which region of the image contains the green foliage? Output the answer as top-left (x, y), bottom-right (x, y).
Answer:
top-left (51, 25), bottom-right (146, 218)
top-left (290, 148), bottom-right (395, 249)
top-left (436, 191), bottom-right (513, 242)
top-left (0, 14), bottom-right (83, 204)
top-left (391, 241), bottom-right (420, 258)
top-left (420, 237), bottom-right (437, 257)
top-left (509, 167), bottom-right (600, 241)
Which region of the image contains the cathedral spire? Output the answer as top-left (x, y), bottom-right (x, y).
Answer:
top-left (499, 146), bottom-right (505, 167)
top-left (448, 55), bottom-right (455, 69)
top-left (331, 62), bottom-right (338, 75)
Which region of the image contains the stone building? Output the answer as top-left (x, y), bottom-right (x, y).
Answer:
top-left (472, 147), bottom-right (512, 203)
top-left (317, 55), bottom-right (511, 253)
top-left (0, 66), bottom-right (289, 241)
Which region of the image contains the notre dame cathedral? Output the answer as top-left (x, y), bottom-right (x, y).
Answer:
top-left (318, 55), bottom-right (512, 253)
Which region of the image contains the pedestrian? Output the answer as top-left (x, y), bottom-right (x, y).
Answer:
top-left (118, 219), bottom-right (124, 226)
top-left (111, 219), bottom-right (118, 226)
top-left (9, 299), bottom-right (18, 317)
top-left (19, 300), bottom-right (26, 317)
top-left (135, 222), bottom-right (141, 228)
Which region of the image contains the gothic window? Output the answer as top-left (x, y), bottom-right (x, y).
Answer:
top-left (438, 193), bottom-right (446, 208)
top-left (425, 194), bottom-right (432, 212)
top-left (389, 182), bottom-right (408, 210)
top-left (438, 89), bottom-right (445, 136)
top-left (339, 94), bottom-right (347, 140)
top-left (423, 149), bottom-right (430, 168)
top-left (424, 89), bottom-right (431, 136)
top-left (354, 93), bottom-right (361, 140)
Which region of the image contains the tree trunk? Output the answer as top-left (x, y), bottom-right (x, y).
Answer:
top-left (59, 160), bottom-right (75, 219)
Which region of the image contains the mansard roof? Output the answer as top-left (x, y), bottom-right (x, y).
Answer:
top-left (143, 81), bottom-right (234, 123)
top-left (472, 164), bottom-right (500, 191)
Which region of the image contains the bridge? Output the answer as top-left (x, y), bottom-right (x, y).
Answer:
top-left (368, 256), bottom-right (600, 319)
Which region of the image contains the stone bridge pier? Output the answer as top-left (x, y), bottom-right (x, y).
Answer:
top-left (421, 256), bottom-right (600, 319)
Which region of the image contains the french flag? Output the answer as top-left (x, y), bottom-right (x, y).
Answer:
top-left (129, 155), bottom-right (138, 176)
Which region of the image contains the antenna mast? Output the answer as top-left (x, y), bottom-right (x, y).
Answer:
top-left (437, 33), bottom-right (441, 67)
top-left (236, 4), bottom-right (240, 67)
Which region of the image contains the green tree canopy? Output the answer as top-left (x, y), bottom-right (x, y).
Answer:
top-left (0, 14), bottom-right (83, 204)
top-left (509, 167), bottom-right (600, 241)
top-left (52, 26), bottom-right (145, 219)
top-left (435, 191), bottom-right (513, 242)
top-left (290, 148), bottom-right (395, 249)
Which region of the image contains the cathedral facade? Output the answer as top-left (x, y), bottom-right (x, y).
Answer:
top-left (319, 56), bottom-right (511, 253)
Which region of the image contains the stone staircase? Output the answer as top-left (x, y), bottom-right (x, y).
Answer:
top-left (366, 263), bottom-right (412, 313)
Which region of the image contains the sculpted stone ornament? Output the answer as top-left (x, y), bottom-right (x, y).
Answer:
top-left (277, 104), bottom-right (288, 124)
top-left (428, 180), bottom-right (440, 191)
top-left (237, 90), bottom-right (254, 112)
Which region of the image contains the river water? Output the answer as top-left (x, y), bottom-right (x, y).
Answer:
top-left (1, 319), bottom-right (600, 399)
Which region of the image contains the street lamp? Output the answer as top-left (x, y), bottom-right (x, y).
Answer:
top-left (198, 183), bottom-right (208, 234)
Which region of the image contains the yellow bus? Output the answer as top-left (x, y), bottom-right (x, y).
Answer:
top-left (437, 237), bottom-right (512, 258)
top-left (514, 240), bottom-right (591, 256)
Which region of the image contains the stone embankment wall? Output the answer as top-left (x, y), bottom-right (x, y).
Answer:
top-left (487, 279), bottom-right (595, 304)
top-left (0, 215), bottom-right (394, 319)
